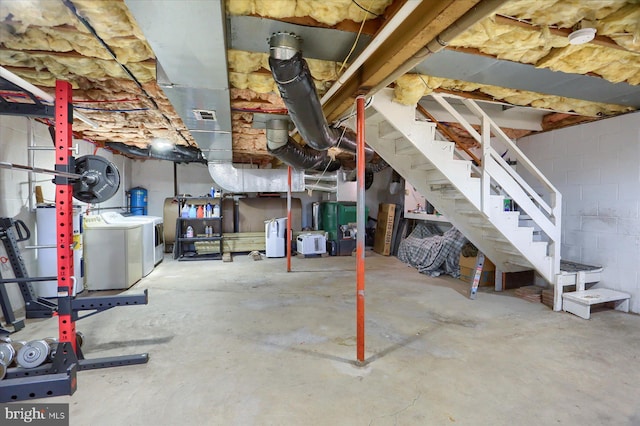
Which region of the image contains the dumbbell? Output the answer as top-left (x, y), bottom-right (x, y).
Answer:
top-left (0, 341), bottom-right (14, 380)
top-left (16, 337), bottom-right (58, 369)
top-left (0, 339), bottom-right (26, 379)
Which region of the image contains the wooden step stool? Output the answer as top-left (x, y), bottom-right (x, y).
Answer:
top-left (562, 288), bottom-right (630, 319)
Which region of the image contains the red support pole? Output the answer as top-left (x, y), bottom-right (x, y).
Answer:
top-left (356, 95), bottom-right (366, 363)
top-left (55, 80), bottom-right (77, 353)
top-left (287, 166), bottom-right (292, 272)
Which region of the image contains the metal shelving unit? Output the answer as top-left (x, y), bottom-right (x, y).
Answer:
top-left (173, 197), bottom-right (223, 261)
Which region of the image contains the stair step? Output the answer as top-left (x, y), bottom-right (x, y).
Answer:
top-left (563, 289), bottom-right (630, 319)
top-left (495, 246), bottom-right (521, 256)
top-left (440, 190), bottom-right (465, 200)
top-left (429, 177), bottom-right (449, 185)
top-left (430, 183), bottom-right (454, 191)
top-left (506, 257), bottom-right (532, 268)
top-left (458, 210), bottom-right (482, 216)
top-left (485, 236), bottom-right (508, 243)
top-left (425, 170), bottom-right (448, 185)
top-left (379, 121), bottom-right (403, 139)
top-left (395, 140), bottom-right (416, 155)
top-left (411, 158), bottom-right (436, 171)
top-left (471, 222), bottom-right (496, 229)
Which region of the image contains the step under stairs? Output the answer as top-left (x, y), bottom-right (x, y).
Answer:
top-left (363, 88), bottom-right (564, 302)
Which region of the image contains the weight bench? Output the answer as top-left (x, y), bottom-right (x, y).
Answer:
top-left (562, 288), bottom-right (630, 320)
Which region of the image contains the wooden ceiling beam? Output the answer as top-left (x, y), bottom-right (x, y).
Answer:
top-left (324, 0), bottom-right (482, 122)
top-left (254, 15), bottom-right (384, 36)
top-left (541, 112), bottom-right (598, 132)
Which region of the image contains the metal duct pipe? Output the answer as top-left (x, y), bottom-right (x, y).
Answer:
top-left (106, 142), bottom-right (206, 163)
top-left (208, 162), bottom-right (305, 193)
top-left (305, 183), bottom-right (337, 193)
top-left (269, 32), bottom-right (374, 161)
top-left (370, 0), bottom-right (504, 94)
top-left (304, 172), bottom-right (338, 182)
top-left (266, 119), bottom-right (341, 172)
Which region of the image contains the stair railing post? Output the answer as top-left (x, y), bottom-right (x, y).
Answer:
top-left (481, 114), bottom-right (491, 216)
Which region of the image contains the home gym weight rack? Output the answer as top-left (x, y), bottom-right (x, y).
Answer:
top-left (0, 80), bottom-right (149, 402)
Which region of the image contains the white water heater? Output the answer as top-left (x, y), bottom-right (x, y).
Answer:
top-left (36, 204), bottom-right (84, 297)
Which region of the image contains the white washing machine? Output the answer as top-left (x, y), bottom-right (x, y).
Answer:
top-left (83, 215), bottom-right (143, 290)
top-left (36, 204), bottom-right (84, 297)
top-left (100, 212), bottom-right (163, 276)
top-left (150, 216), bottom-right (164, 265)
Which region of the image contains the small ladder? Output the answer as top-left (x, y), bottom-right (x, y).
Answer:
top-left (469, 252), bottom-right (485, 300)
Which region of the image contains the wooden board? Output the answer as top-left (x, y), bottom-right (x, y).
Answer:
top-left (223, 232), bottom-right (265, 253)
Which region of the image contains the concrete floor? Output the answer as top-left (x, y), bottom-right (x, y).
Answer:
top-left (8, 251), bottom-right (640, 425)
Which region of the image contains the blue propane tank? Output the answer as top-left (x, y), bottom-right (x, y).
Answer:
top-left (129, 187), bottom-right (148, 215)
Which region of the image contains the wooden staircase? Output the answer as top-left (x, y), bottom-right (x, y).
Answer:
top-left (362, 88), bottom-right (562, 287)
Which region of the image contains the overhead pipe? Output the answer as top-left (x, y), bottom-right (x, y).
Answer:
top-left (370, 0), bottom-right (504, 94)
top-left (208, 162), bottom-right (305, 193)
top-left (266, 119), bottom-right (341, 172)
top-left (105, 142), bottom-right (206, 163)
top-left (269, 32), bottom-right (374, 161)
top-left (319, 0), bottom-right (422, 106)
top-left (304, 183), bottom-right (337, 193)
top-left (304, 172), bottom-right (338, 182)
top-left (0, 65), bottom-right (98, 128)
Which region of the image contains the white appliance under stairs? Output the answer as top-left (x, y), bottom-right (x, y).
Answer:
top-left (363, 88), bottom-right (562, 287)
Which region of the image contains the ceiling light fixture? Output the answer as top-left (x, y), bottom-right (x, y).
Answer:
top-left (568, 20), bottom-right (597, 45)
top-left (150, 138), bottom-right (174, 151)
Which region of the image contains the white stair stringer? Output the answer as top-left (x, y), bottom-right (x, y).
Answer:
top-left (366, 88), bottom-right (559, 283)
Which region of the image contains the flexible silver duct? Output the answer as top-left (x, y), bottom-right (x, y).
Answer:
top-left (265, 119), bottom-right (341, 172)
top-left (268, 32), bottom-right (374, 161)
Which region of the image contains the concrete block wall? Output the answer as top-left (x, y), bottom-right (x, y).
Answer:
top-left (0, 115), bottom-right (131, 318)
top-left (517, 112), bottom-right (640, 313)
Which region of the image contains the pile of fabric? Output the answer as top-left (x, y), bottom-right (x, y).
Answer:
top-left (397, 223), bottom-right (467, 278)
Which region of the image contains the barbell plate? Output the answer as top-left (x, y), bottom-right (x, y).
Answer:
top-left (73, 155), bottom-right (121, 204)
top-left (16, 340), bottom-right (50, 369)
top-left (10, 340), bottom-right (26, 366)
top-left (0, 362), bottom-right (5, 380)
top-left (0, 342), bottom-right (15, 366)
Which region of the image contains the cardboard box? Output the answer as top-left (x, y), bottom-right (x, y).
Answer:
top-left (459, 254), bottom-right (496, 286)
top-left (458, 255), bottom-right (535, 289)
top-left (459, 254), bottom-right (495, 271)
top-left (459, 266), bottom-right (495, 286)
top-left (373, 203), bottom-right (396, 255)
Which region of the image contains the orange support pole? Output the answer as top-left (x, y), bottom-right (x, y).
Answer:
top-left (55, 80), bottom-right (77, 353)
top-left (356, 95), bottom-right (366, 363)
top-left (287, 165), bottom-right (292, 272)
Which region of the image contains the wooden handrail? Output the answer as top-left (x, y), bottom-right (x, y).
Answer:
top-left (416, 103), bottom-right (482, 166)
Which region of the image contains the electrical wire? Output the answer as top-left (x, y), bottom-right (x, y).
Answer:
top-left (351, 0), bottom-right (381, 17)
top-left (73, 98), bottom-right (141, 104)
top-left (309, 101), bottom-right (357, 190)
top-left (62, 0), bottom-right (193, 147)
top-left (417, 74), bottom-right (434, 91)
top-left (332, 97), bottom-right (373, 127)
top-left (74, 106), bottom-right (150, 112)
top-left (338, 0), bottom-right (376, 75)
